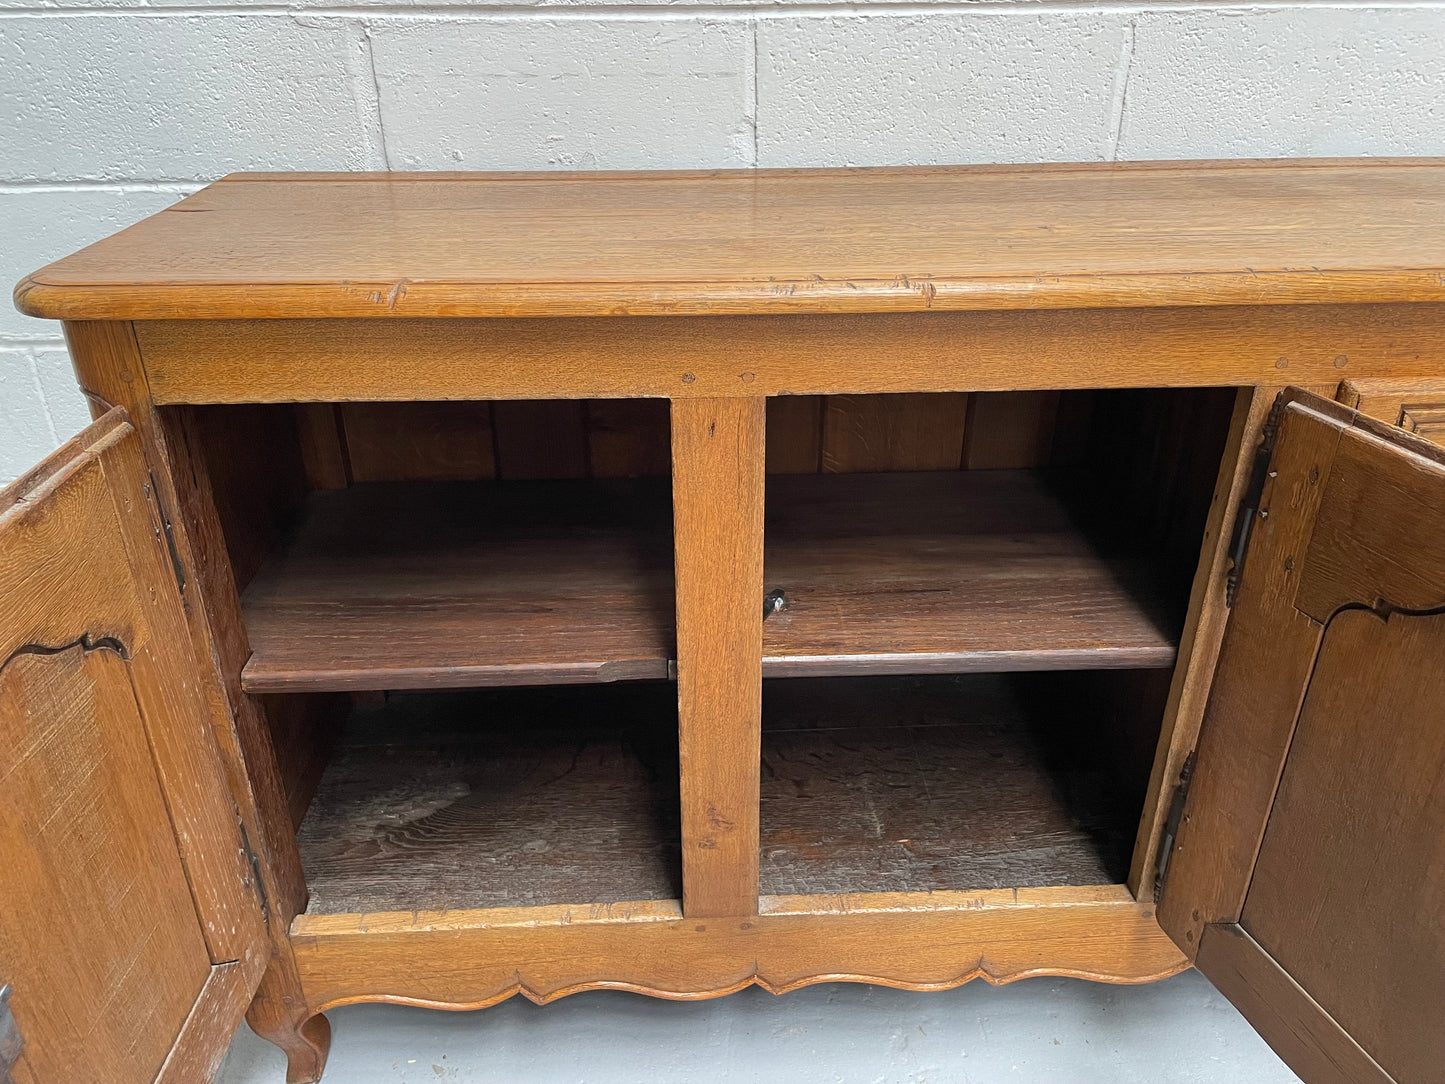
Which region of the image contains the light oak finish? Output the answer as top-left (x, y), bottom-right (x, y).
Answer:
top-left (1242, 607), bottom-right (1445, 1082)
top-left (131, 305), bottom-right (1445, 403)
top-left (1162, 395), bottom-right (1445, 1084)
top-left (1195, 925), bottom-right (1392, 1084)
top-left (671, 398), bottom-right (767, 918)
top-left (12, 164), bottom-right (1445, 1082)
top-left (17, 162), bottom-right (1445, 320)
top-left (238, 479), bottom-right (674, 693)
top-left (287, 886), bottom-right (1186, 1015)
top-left (0, 411), bottom-right (265, 1084)
top-left (762, 471), bottom-right (1179, 676)
top-left (62, 322), bottom-right (326, 1083)
top-left (1337, 376), bottom-right (1445, 430)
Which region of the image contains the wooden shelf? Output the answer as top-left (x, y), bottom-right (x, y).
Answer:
top-left (759, 674), bottom-right (1138, 896)
top-left (298, 684), bottom-right (681, 915)
top-left (762, 470), bottom-right (1180, 677)
top-left (240, 479), bottom-right (674, 693)
top-left (242, 469), bottom-right (1177, 694)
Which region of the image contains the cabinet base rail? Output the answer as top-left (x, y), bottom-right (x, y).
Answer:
top-left (288, 885), bottom-right (1187, 1014)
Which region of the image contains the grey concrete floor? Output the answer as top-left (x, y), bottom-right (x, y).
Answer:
top-left (218, 968), bottom-right (1300, 1083)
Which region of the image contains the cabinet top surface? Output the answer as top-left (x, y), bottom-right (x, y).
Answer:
top-left (16, 159), bottom-right (1445, 320)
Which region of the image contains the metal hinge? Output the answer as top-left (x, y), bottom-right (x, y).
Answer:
top-left (1153, 750), bottom-right (1197, 904)
top-left (1225, 394), bottom-right (1288, 607)
top-left (144, 471), bottom-right (187, 598)
top-left (0, 985), bottom-right (23, 1084)
top-left (237, 820), bottom-right (272, 926)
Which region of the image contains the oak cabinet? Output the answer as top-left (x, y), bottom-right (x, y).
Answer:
top-left (3, 163), bottom-right (1443, 1084)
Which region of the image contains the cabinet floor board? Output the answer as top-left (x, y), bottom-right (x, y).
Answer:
top-left (297, 685), bottom-right (681, 915)
top-left (759, 675), bottom-right (1138, 896)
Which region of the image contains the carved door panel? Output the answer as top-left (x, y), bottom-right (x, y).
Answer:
top-left (1159, 390), bottom-right (1445, 1084)
top-left (0, 409), bottom-right (266, 1084)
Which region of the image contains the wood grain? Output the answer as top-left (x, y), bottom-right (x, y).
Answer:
top-left (1336, 375), bottom-right (1445, 427)
top-left (341, 401), bottom-right (496, 483)
top-left (1240, 607), bottom-right (1445, 1083)
top-left (1294, 424), bottom-right (1445, 621)
top-left (820, 393), bottom-right (968, 472)
top-left (963, 391), bottom-right (1061, 470)
top-left (297, 685), bottom-right (681, 915)
top-left (762, 471), bottom-right (1180, 676)
top-left (765, 396), bottom-right (824, 474)
top-left (1157, 398), bottom-right (1342, 950)
top-left (0, 645), bottom-right (212, 1084)
top-left (0, 411), bottom-right (265, 1084)
top-left (586, 398), bottom-right (671, 478)
top-left (19, 161), bottom-right (1445, 320)
top-left (292, 403), bottom-right (349, 489)
top-left (758, 675), bottom-right (1140, 895)
top-left (63, 322), bottom-right (325, 1079)
top-left (672, 398), bottom-right (766, 917)
top-left (287, 885), bottom-right (1186, 1015)
top-left (1127, 387), bottom-right (1270, 897)
top-left (133, 305), bottom-right (1445, 405)
top-left (1196, 924), bottom-right (1393, 1084)
top-left (240, 479), bottom-right (675, 692)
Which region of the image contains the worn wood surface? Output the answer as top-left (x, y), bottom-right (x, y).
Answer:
top-left (1157, 397), bottom-right (1342, 949)
top-left (762, 471), bottom-right (1180, 676)
top-left (297, 685), bottom-right (681, 915)
top-left (1294, 424), bottom-right (1445, 621)
top-left (765, 396), bottom-right (824, 474)
top-left (0, 411), bottom-right (265, 1084)
top-left (1161, 396), bottom-right (1445, 948)
top-left (1196, 924), bottom-right (1393, 1084)
top-left (62, 322), bottom-right (327, 1081)
top-left (1126, 387), bottom-right (1268, 896)
top-left (758, 675), bottom-right (1140, 895)
top-left (241, 462), bottom-right (1195, 690)
top-left (672, 398), bottom-right (766, 917)
top-left (1337, 376), bottom-right (1445, 432)
top-left (240, 478), bottom-right (675, 692)
top-left (963, 391), bottom-right (1061, 470)
top-left (131, 304), bottom-right (1445, 404)
top-left (1240, 607), bottom-right (1444, 1083)
top-left (341, 401), bottom-right (496, 483)
top-left (819, 393), bottom-right (969, 472)
top-left (18, 161), bottom-right (1445, 320)
top-left (287, 886), bottom-right (1185, 1014)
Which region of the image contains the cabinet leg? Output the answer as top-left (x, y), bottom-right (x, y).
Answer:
top-left (245, 946), bottom-right (332, 1082)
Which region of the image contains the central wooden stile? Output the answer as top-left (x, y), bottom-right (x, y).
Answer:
top-left (671, 397), bottom-right (767, 917)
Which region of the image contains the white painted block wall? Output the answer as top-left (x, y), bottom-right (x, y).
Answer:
top-left (2, 1), bottom-right (1443, 480)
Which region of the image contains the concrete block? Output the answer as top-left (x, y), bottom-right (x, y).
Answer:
top-left (756, 13), bottom-right (1129, 167)
top-left (0, 14), bottom-right (379, 181)
top-left (0, 347), bottom-right (56, 482)
top-left (369, 18), bottom-right (754, 169)
top-left (2, 186), bottom-right (190, 340)
top-left (1122, 8), bottom-right (1445, 159)
top-left (31, 344), bottom-right (92, 443)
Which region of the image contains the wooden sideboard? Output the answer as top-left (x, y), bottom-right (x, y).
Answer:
top-left (4, 161), bottom-right (1444, 1084)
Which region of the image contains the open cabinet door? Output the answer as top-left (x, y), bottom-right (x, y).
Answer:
top-left (1157, 390), bottom-right (1445, 1084)
top-left (0, 409), bottom-right (267, 1084)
